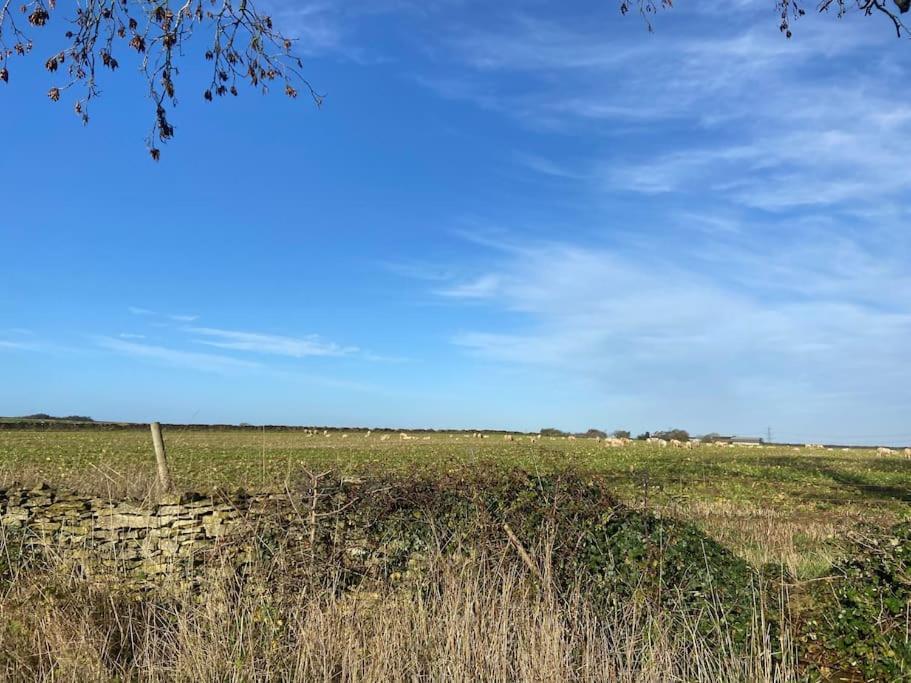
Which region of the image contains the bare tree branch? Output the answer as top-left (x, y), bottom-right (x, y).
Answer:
top-left (2, 1), bottom-right (908, 159)
top-left (625, 0), bottom-right (910, 38)
top-left (0, 0), bottom-right (322, 159)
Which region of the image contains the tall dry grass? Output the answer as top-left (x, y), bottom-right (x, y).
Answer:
top-left (0, 532), bottom-right (798, 683)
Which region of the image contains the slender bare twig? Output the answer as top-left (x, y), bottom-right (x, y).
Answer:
top-left (0, 0), bottom-right (323, 158)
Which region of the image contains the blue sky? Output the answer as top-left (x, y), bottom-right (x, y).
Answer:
top-left (3, 1), bottom-right (911, 443)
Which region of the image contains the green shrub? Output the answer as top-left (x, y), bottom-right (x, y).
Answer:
top-left (800, 520), bottom-right (911, 680)
top-left (287, 470), bottom-right (778, 651)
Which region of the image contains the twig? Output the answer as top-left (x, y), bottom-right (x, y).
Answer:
top-left (503, 522), bottom-right (544, 583)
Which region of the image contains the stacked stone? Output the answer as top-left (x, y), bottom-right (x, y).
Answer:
top-left (0, 485), bottom-right (246, 581)
top-left (0, 481), bottom-right (386, 588)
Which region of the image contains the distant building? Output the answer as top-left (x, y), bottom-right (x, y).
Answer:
top-left (730, 436), bottom-right (764, 447)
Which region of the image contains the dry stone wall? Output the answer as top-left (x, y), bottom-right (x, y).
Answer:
top-left (0, 484), bottom-right (287, 581)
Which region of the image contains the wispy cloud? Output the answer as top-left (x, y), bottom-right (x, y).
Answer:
top-left (437, 274), bottom-right (502, 299)
top-left (425, 228), bottom-right (911, 428)
top-left (0, 329), bottom-right (42, 352)
top-left (188, 327), bottom-right (358, 358)
top-left (96, 337), bottom-right (259, 373)
top-left (118, 333), bottom-right (146, 340)
top-left (0, 340), bottom-right (36, 351)
top-left (416, 9), bottom-right (909, 212)
top-left (360, 352), bottom-right (413, 364)
top-left (513, 153), bottom-right (586, 180)
top-left (264, 0), bottom-right (414, 63)
top-left (382, 260), bottom-right (458, 282)
top-left (604, 99), bottom-right (911, 210)
top-left (128, 307), bottom-right (200, 324)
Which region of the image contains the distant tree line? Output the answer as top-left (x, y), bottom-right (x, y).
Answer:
top-left (654, 429), bottom-right (690, 442)
top-left (22, 413), bottom-right (94, 422)
top-left (634, 429), bottom-right (691, 441)
top-left (540, 427), bottom-right (633, 439)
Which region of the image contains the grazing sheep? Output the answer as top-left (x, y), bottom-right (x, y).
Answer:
top-left (568, 435), bottom-right (577, 441)
top-left (657, 439), bottom-right (668, 448)
top-left (669, 439), bottom-right (682, 448)
top-left (380, 435), bottom-right (390, 442)
top-left (400, 433), bottom-right (412, 441)
top-left (365, 431), bottom-right (371, 438)
top-left (877, 447), bottom-right (897, 455)
top-left (422, 436), bottom-right (431, 441)
top-left (341, 434), bottom-right (349, 439)
top-left (903, 448), bottom-right (911, 457)
top-left (504, 434), bottom-right (514, 442)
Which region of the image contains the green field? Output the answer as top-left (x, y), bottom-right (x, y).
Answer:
top-left (2, 427), bottom-right (909, 579)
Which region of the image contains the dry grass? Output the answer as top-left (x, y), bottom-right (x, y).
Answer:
top-left (655, 499), bottom-right (852, 578)
top-left (0, 540), bottom-right (798, 683)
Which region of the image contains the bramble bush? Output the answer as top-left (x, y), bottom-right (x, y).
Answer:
top-left (801, 520), bottom-right (911, 680)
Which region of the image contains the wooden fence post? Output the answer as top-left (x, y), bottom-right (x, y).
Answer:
top-left (150, 421), bottom-right (174, 494)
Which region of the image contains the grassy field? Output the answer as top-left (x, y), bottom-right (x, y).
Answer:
top-left (2, 427), bottom-right (909, 680)
top-left (1, 427), bottom-right (909, 579)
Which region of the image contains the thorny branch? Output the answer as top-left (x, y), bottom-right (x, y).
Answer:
top-left (0, 0), bottom-right (323, 159)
